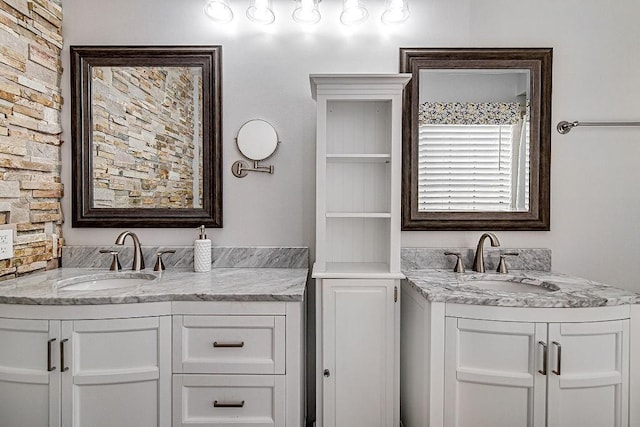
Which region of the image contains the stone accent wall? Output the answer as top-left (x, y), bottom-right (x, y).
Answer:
top-left (0, 0), bottom-right (63, 278)
top-left (91, 66), bottom-right (203, 209)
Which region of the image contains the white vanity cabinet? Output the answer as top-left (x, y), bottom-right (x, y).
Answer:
top-left (444, 317), bottom-right (628, 427)
top-left (401, 283), bottom-right (632, 427)
top-left (0, 299), bottom-right (305, 427)
top-left (311, 74), bottom-right (409, 427)
top-left (0, 311), bottom-right (171, 427)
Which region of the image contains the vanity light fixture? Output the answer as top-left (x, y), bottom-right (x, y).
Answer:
top-left (246, 0), bottom-right (275, 24)
top-left (292, 0), bottom-right (321, 25)
top-left (381, 0), bottom-right (409, 24)
top-left (203, 0), bottom-right (410, 27)
top-left (204, 0), bottom-right (234, 23)
top-left (340, 0), bottom-right (369, 25)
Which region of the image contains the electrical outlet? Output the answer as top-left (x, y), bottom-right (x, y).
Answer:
top-left (0, 229), bottom-right (13, 260)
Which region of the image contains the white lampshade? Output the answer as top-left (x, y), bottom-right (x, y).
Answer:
top-left (340, 0), bottom-right (368, 25)
top-left (204, 0), bottom-right (234, 23)
top-left (292, 0), bottom-right (321, 25)
top-left (247, 0), bottom-right (275, 24)
top-left (381, 0), bottom-right (409, 24)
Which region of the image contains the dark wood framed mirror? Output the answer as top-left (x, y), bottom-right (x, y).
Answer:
top-left (71, 45), bottom-right (222, 227)
top-left (400, 48), bottom-right (551, 230)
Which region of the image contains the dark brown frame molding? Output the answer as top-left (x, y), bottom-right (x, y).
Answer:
top-left (400, 48), bottom-right (552, 230)
top-left (71, 45), bottom-right (222, 227)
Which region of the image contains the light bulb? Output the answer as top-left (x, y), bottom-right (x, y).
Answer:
top-left (204, 0), bottom-right (234, 23)
top-left (340, 0), bottom-right (368, 25)
top-left (292, 0), bottom-right (321, 25)
top-left (247, 0), bottom-right (275, 24)
top-left (381, 0), bottom-right (409, 24)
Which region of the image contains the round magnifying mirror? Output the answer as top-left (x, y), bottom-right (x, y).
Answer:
top-left (236, 119), bottom-right (279, 161)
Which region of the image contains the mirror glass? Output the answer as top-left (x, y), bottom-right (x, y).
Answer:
top-left (71, 46), bottom-right (222, 227)
top-left (90, 65), bottom-right (204, 209)
top-left (400, 48), bottom-right (552, 230)
top-left (236, 119), bottom-right (279, 161)
top-left (418, 69), bottom-right (530, 212)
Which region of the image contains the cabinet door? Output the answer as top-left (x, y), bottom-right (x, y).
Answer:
top-left (61, 316), bottom-right (171, 427)
top-left (444, 317), bottom-right (546, 427)
top-left (547, 320), bottom-right (629, 427)
top-left (322, 279), bottom-right (397, 427)
top-left (0, 318), bottom-right (60, 427)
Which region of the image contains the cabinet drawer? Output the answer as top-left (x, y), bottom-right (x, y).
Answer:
top-left (173, 374), bottom-right (285, 427)
top-left (173, 316), bottom-right (285, 374)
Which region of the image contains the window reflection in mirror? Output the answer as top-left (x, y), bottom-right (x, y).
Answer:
top-left (418, 69), bottom-right (530, 212)
top-left (400, 48), bottom-right (552, 231)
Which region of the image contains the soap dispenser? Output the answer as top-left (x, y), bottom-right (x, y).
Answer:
top-left (194, 225), bottom-right (211, 272)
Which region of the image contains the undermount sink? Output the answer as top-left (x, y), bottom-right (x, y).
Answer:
top-left (55, 272), bottom-right (157, 291)
top-left (465, 279), bottom-right (559, 294)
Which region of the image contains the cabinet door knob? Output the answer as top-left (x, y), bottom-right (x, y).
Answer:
top-left (323, 369), bottom-right (330, 378)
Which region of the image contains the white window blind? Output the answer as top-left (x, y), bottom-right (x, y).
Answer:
top-left (418, 124), bottom-right (516, 211)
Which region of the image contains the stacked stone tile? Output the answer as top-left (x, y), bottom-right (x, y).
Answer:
top-left (0, 0), bottom-right (63, 278)
top-left (91, 66), bottom-right (202, 209)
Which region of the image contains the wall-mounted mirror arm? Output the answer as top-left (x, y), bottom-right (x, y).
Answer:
top-left (231, 159), bottom-right (274, 178)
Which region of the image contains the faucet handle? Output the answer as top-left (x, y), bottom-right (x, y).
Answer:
top-left (444, 251), bottom-right (465, 273)
top-left (497, 252), bottom-right (519, 274)
top-left (154, 250), bottom-right (176, 271)
top-left (99, 249), bottom-right (122, 271)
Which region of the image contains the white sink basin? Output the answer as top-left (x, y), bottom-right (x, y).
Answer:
top-left (466, 279), bottom-right (559, 294)
top-left (55, 272), bottom-right (157, 291)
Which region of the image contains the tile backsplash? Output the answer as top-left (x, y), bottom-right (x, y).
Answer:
top-left (62, 246), bottom-right (309, 270)
top-left (401, 247), bottom-right (551, 272)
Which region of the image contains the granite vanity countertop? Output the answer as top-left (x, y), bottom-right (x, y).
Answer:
top-left (0, 267), bottom-right (308, 305)
top-left (403, 269), bottom-right (639, 308)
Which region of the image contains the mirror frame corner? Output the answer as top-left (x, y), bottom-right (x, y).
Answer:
top-left (400, 47), bottom-right (552, 231)
top-left (70, 45), bottom-right (223, 228)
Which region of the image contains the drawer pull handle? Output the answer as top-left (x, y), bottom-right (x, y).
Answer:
top-left (537, 341), bottom-right (547, 375)
top-left (213, 341), bottom-right (245, 348)
top-left (213, 400), bottom-right (245, 408)
top-left (47, 338), bottom-right (56, 372)
top-left (552, 341), bottom-right (562, 376)
top-left (60, 339), bottom-right (69, 372)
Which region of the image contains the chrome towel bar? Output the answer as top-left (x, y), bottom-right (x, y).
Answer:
top-left (557, 120), bottom-right (640, 134)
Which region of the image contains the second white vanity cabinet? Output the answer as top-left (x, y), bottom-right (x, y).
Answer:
top-left (444, 315), bottom-right (628, 427)
top-left (401, 281), bottom-right (633, 427)
top-left (0, 312), bottom-right (170, 427)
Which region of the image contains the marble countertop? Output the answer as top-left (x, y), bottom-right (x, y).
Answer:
top-left (403, 269), bottom-right (639, 308)
top-left (0, 267), bottom-right (308, 305)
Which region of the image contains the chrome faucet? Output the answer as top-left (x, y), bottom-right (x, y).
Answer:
top-left (115, 231), bottom-right (145, 270)
top-left (472, 232), bottom-right (500, 273)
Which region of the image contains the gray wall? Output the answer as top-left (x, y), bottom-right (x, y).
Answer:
top-left (61, 0), bottom-right (640, 292)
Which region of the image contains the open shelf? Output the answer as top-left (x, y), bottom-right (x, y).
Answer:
top-left (326, 212), bottom-right (391, 218)
top-left (326, 100), bottom-right (391, 155)
top-left (326, 160), bottom-right (390, 213)
top-left (326, 154), bottom-right (391, 163)
top-left (312, 74), bottom-right (410, 275)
